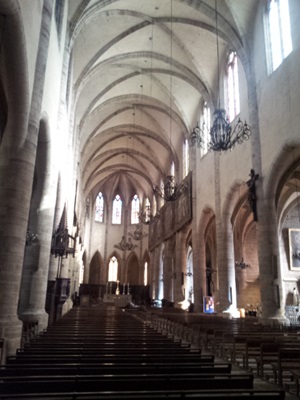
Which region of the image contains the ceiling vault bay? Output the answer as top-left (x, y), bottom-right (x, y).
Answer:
top-left (69, 0), bottom-right (258, 202)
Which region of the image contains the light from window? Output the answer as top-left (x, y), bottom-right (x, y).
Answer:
top-left (266, 0), bottom-right (292, 72)
top-left (144, 261), bottom-right (148, 286)
top-left (227, 52), bottom-right (240, 122)
top-left (170, 161), bottom-right (175, 177)
top-left (202, 102), bottom-right (211, 154)
top-left (108, 256), bottom-right (118, 281)
top-left (144, 198), bottom-right (151, 224)
top-left (183, 139), bottom-right (189, 177)
top-left (131, 194), bottom-right (140, 224)
top-left (95, 192), bottom-right (104, 222)
top-left (112, 194), bottom-right (122, 224)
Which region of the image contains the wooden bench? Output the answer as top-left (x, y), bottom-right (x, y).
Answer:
top-left (0, 372), bottom-right (254, 394)
top-left (0, 389), bottom-right (286, 399)
top-left (0, 361), bottom-right (231, 376)
top-left (270, 348), bottom-right (300, 386)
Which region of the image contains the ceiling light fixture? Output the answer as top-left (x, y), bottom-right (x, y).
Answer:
top-left (153, 0), bottom-right (187, 201)
top-left (128, 222), bottom-right (148, 241)
top-left (189, 0), bottom-right (251, 151)
top-left (114, 236), bottom-right (137, 251)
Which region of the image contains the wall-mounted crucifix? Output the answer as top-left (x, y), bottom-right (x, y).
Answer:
top-left (246, 169), bottom-right (259, 221)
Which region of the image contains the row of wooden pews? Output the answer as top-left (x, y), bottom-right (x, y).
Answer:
top-left (0, 305), bottom-right (287, 399)
top-left (144, 309), bottom-right (300, 397)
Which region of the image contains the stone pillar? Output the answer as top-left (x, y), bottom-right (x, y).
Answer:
top-left (190, 138), bottom-right (206, 312)
top-left (0, 0), bottom-right (53, 360)
top-left (247, 65), bottom-right (282, 322)
top-left (173, 231), bottom-right (185, 307)
top-left (214, 155), bottom-right (238, 315)
top-left (18, 119), bottom-right (56, 331)
top-left (194, 227), bottom-right (207, 313)
top-left (162, 238), bottom-right (173, 302)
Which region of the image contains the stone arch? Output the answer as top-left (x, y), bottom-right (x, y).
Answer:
top-left (107, 251), bottom-right (122, 282)
top-left (194, 206), bottom-right (216, 311)
top-left (231, 186), bottom-right (259, 310)
top-left (265, 143), bottom-right (300, 309)
top-left (127, 252), bottom-right (140, 285)
top-left (142, 250), bottom-right (150, 286)
top-left (89, 251), bottom-right (102, 284)
top-left (218, 180), bottom-right (249, 313)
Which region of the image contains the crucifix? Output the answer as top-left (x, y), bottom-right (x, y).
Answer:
top-left (246, 169), bottom-right (259, 221)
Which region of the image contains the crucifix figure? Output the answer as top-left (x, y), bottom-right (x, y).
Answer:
top-left (246, 169), bottom-right (259, 221)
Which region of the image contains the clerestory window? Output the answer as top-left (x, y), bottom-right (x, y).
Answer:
top-left (265, 0), bottom-right (292, 73)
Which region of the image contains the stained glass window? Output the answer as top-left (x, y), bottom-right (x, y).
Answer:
top-left (95, 192), bottom-right (104, 222)
top-left (108, 256), bottom-right (118, 281)
top-left (112, 194), bottom-right (122, 224)
top-left (131, 194), bottom-right (140, 224)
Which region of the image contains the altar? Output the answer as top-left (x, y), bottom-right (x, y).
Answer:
top-left (103, 281), bottom-right (132, 307)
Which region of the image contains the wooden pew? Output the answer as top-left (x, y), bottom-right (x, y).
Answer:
top-left (0, 389), bottom-right (286, 400)
top-left (0, 371), bottom-right (254, 394)
top-left (270, 348), bottom-right (300, 386)
top-left (0, 361), bottom-right (231, 376)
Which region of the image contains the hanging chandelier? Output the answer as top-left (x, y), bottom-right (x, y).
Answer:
top-left (114, 236), bottom-right (137, 251)
top-left (189, 0), bottom-right (251, 152)
top-left (128, 223), bottom-right (148, 241)
top-left (26, 229), bottom-right (39, 246)
top-left (235, 258), bottom-right (250, 270)
top-left (153, 175), bottom-right (187, 202)
top-left (189, 122), bottom-right (205, 148)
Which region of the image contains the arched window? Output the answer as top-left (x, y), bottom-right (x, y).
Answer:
top-left (265, 0), bottom-right (292, 73)
top-left (226, 51), bottom-right (240, 122)
top-left (183, 139), bottom-right (189, 177)
top-left (112, 194), bottom-right (122, 224)
top-left (95, 192), bottom-right (104, 222)
top-left (186, 246), bottom-right (194, 304)
top-left (131, 194), bottom-right (140, 224)
top-left (108, 256), bottom-right (118, 281)
top-left (144, 261), bottom-right (148, 286)
top-left (144, 197), bottom-right (151, 224)
top-left (170, 161), bottom-right (175, 177)
top-left (202, 101), bottom-right (211, 155)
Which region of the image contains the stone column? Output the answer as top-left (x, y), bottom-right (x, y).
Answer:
top-left (18, 119), bottom-right (56, 331)
top-left (163, 238), bottom-right (174, 302)
top-left (0, 0), bottom-right (53, 360)
top-left (194, 226), bottom-right (207, 313)
top-left (247, 65), bottom-right (281, 322)
top-left (173, 231), bottom-right (185, 307)
top-left (214, 155), bottom-right (237, 315)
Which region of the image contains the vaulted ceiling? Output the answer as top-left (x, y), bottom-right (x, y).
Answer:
top-left (68, 0), bottom-right (259, 203)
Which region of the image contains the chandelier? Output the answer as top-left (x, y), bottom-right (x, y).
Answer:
top-left (26, 229), bottom-right (39, 246)
top-left (235, 258), bottom-right (250, 270)
top-left (153, 175), bottom-right (187, 202)
top-left (189, 122), bottom-right (205, 148)
top-left (114, 236), bottom-right (137, 251)
top-left (128, 223), bottom-right (148, 241)
top-left (185, 268), bottom-right (193, 277)
top-left (189, 0), bottom-right (251, 152)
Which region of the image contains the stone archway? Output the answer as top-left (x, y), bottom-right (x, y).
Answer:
top-left (127, 252), bottom-right (140, 285)
top-left (89, 251), bottom-right (102, 284)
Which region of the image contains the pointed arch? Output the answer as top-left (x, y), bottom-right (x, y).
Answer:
top-left (89, 251), bottom-right (102, 284)
top-left (127, 252), bottom-right (140, 285)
